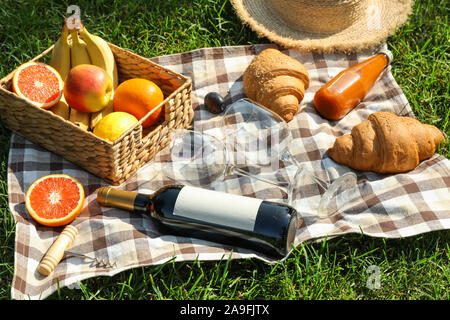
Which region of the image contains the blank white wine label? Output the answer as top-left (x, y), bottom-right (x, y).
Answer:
top-left (173, 186), bottom-right (263, 231)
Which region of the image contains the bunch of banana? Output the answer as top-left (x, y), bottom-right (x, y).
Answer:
top-left (49, 19), bottom-right (118, 131)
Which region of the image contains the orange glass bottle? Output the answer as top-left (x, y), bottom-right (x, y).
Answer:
top-left (313, 51), bottom-right (392, 121)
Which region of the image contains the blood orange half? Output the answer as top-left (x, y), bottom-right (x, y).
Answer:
top-left (25, 174), bottom-right (85, 227)
top-left (12, 62), bottom-right (63, 109)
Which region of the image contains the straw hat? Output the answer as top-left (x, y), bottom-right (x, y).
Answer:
top-left (230, 0), bottom-right (413, 53)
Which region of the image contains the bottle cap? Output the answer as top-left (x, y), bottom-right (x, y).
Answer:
top-left (379, 49), bottom-right (393, 64)
top-left (97, 187), bottom-right (137, 212)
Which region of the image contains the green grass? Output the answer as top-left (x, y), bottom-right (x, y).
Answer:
top-left (0, 0), bottom-right (449, 300)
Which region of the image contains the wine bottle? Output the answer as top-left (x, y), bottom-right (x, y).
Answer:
top-left (97, 185), bottom-right (299, 258)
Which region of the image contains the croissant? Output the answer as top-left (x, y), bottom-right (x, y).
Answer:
top-left (243, 48), bottom-right (310, 122)
top-left (328, 112), bottom-right (445, 173)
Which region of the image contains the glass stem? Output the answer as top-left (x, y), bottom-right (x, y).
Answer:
top-left (281, 150), bottom-right (329, 191)
top-left (227, 165), bottom-right (289, 192)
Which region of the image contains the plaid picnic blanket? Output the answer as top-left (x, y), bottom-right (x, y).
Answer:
top-left (7, 44), bottom-right (450, 299)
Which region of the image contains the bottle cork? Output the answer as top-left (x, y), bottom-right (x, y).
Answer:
top-left (37, 225), bottom-right (78, 276)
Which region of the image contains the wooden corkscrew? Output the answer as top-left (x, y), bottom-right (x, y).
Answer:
top-left (38, 225), bottom-right (79, 276)
top-left (37, 225), bottom-right (116, 276)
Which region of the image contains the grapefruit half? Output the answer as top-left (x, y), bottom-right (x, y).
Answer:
top-left (25, 174), bottom-right (85, 227)
top-left (12, 62), bottom-right (63, 109)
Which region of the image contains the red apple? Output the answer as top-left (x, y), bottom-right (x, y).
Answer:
top-left (64, 64), bottom-right (113, 113)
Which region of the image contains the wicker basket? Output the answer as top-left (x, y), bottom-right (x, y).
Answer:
top-left (0, 42), bottom-right (194, 185)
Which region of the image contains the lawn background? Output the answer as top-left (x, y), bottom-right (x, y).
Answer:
top-left (0, 0), bottom-right (448, 300)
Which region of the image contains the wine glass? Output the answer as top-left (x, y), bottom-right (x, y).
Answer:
top-left (152, 98), bottom-right (358, 218)
top-left (217, 98), bottom-right (359, 218)
top-left (152, 127), bottom-right (292, 194)
top-left (152, 128), bottom-right (227, 187)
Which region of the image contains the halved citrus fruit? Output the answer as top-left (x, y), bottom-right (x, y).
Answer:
top-left (25, 174), bottom-right (85, 227)
top-left (12, 62), bottom-right (63, 109)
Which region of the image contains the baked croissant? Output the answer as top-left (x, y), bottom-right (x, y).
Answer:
top-left (328, 112), bottom-right (445, 173)
top-left (243, 48), bottom-right (310, 122)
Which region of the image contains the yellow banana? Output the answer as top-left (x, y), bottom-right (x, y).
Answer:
top-left (50, 95), bottom-right (70, 120)
top-left (49, 24), bottom-right (71, 81)
top-left (79, 26), bottom-right (118, 88)
top-left (69, 108), bottom-right (90, 131)
top-left (68, 30), bottom-right (91, 131)
top-left (49, 24), bottom-right (70, 120)
top-left (70, 30), bottom-right (91, 66)
top-left (79, 26), bottom-right (118, 129)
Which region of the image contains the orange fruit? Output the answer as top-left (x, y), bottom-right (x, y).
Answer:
top-left (113, 78), bottom-right (164, 128)
top-left (25, 174), bottom-right (85, 227)
top-left (12, 62), bottom-right (63, 109)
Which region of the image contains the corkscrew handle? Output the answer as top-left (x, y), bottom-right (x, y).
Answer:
top-left (37, 225), bottom-right (78, 276)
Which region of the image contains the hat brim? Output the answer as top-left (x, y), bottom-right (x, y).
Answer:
top-left (231, 0), bottom-right (413, 53)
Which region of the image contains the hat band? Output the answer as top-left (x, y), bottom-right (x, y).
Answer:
top-left (268, 0), bottom-right (368, 34)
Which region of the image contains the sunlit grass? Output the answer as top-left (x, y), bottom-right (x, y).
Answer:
top-left (0, 0), bottom-right (448, 300)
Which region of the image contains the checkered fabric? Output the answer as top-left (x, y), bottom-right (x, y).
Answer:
top-left (7, 44), bottom-right (450, 299)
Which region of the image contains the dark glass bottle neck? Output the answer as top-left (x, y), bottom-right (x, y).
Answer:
top-left (133, 193), bottom-right (152, 214)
